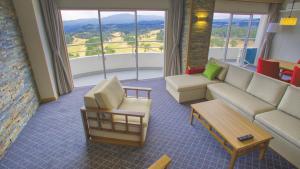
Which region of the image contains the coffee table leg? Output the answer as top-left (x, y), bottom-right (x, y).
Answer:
top-left (229, 150), bottom-right (238, 169)
top-left (190, 109), bottom-right (194, 125)
top-left (259, 141), bottom-right (269, 160)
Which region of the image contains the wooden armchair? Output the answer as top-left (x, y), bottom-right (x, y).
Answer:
top-left (81, 77), bottom-right (152, 146)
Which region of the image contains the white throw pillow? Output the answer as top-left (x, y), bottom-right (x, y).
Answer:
top-left (94, 76), bottom-right (124, 109)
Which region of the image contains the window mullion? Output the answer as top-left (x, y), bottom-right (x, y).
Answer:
top-left (135, 10), bottom-right (139, 80)
top-left (223, 13), bottom-right (233, 61)
top-left (241, 14), bottom-right (253, 66)
top-left (98, 10), bottom-right (107, 79)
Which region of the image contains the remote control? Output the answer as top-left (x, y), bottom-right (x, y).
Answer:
top-left (237, 134), bottom-right (253, 142)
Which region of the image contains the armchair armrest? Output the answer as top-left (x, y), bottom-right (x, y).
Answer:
top-left (122, 86), bottom-right (152, 99)
top-left (81, 107), bottom-right (145, 117)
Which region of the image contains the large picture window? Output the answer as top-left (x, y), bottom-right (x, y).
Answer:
top-left (61, 10), bottom-right (165, 86)
top-left (209, 12), bottom-right (267, 65)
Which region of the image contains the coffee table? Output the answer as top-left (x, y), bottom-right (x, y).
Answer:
top-left (190, 100), bottom-right (273, 169)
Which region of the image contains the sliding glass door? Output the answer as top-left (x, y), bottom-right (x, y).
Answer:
top-left (209, 12), bottom-right (267, 65)
top-left (209, 13), bottom-right (231, 60)
top-left (61, 10), bottom-right (165, 85)
top-left (100, 11), bottom-right (137, 80)
top-left (137, 11), bottom-right (165, 79)
top-left (61, 10), bottom-right (105, 86)
top-left (226, 14), bottom-right (251, 62)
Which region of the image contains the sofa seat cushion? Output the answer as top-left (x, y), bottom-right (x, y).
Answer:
top-left (247, 73), bottom-right (288, 106)
top-left (84, 80), bottom-right (108, 108)
top-left (225, 65), bottom-right (253, 91)
top-left (113, 97), bottom-right (152, 127)
top-left (94, 76), bottom-right (125, 109)
top-left (207, 83), bottom-right (275, 119)
top-left (166, 74), bottom-right (219, 92)
top-left (278, 86), bottom-right (300, 119)
top-left (255, 110), bottom-right (300, 148)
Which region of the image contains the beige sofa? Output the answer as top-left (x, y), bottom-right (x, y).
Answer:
top-left (81, 76), bottom-right (152, 146)
top-left (165, 58), bottom-right (228, 103)
top-left (166, 60), bottom-right (300, 168)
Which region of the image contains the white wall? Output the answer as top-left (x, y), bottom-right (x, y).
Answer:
top-left (270, 10), bottom-right (300, 62)
top-left (215, 0), bottom-right (269, 14)
top-left (55, 0), bottom-right (169, 10)
top-left (70, 53), bottom-right (164, 77)
top-left (13, 0), bottom-right (58, 101)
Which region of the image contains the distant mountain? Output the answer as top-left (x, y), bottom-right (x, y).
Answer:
top-left (63, 14), bottom-right (163, 27)
top-left (212, 18), bottom-right (260, 28)
top-left (63, 14), bottom-right (164, 34)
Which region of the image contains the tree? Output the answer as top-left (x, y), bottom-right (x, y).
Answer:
top-left (230, 40), bottom-right (238, 47)
top-left (156, 30), bottom-right (164, 41)
top-left (85, 37), bottom-right (101, 56)
top-left (210, 37), bottom-right (225, 47)
top-left (141, 43), bottom-right (151, 52)
top-left (123, 34), bottom-right (136, 53)
top-left (159, 46), bottom-right (163, 52)
top-left (105, 46), bottom-right (116, 54)
top-left (65, 34), bottom-right (74, 44)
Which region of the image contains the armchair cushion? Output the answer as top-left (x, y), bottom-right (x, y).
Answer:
top-left (94, 76), bottom-right (125, 109)
top-left (113, 97), bottom-right (152, 127)
top-left (84, 80), bottom-right (108, 108)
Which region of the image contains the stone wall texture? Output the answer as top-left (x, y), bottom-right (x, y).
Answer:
top-left (180, 0), bottom-right (192, 72)
top-left (0, 0), bottom-right (39, 157)
top-left (181, 0), bottom-right (215, 70)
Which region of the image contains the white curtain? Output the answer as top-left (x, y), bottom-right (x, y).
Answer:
top-left (259, 3), bottom-right (281, 59)
top-left (165, 0), bottom-right (184, 76)
top-left (40, 0), bottom-right (74, 95)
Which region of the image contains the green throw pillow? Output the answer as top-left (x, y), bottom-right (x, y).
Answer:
top-left (203, 63), bottom-right (222, 80)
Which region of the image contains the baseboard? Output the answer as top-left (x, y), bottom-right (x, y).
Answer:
top-left (40, 96), bottom-right (57, 103)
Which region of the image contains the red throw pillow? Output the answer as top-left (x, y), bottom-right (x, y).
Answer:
top-left (290, 66), bottom-right (300, 87)
top-left (256, 57), bottom-right (263, 73)
top-left (185, 66), bottom-right (205, 74)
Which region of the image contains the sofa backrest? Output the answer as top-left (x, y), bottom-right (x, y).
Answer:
top-left (278, 86), bottom-right (300, 119)
top-left (209, 58), bottom-right (229, 81)
top-left (247, 73), bottom-right (288, 106)
top-left (94, 76), bottom-right (125, 109)
top-left (84, 80), bottom-right (108, 109)
top-left (225, 65), bottom-right (253, 90)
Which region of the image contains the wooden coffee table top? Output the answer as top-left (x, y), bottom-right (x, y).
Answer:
top-left (191, 100), bottom-right (272, 150)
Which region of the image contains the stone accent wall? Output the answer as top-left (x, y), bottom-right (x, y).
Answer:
top-left (180, 0), bottom-right (192, 72)
top-left (0, 0), bottom-right (39, 157)
top-left (181, 0), bottom-right (215, 70)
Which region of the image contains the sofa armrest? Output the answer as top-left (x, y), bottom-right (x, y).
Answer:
top-left (122, 86), bottom-right (152, 99)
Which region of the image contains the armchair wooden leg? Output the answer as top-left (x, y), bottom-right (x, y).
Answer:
top-left (80, 109), bottom-right (90, 143)
top-left (190, 109), bottom-right (195, 125)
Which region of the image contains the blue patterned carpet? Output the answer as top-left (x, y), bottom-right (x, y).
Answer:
top-left (0, 78), bottom-right (296, 169)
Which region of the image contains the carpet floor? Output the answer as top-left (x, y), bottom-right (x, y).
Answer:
top-left (0, 78), bottom-right (296, 169)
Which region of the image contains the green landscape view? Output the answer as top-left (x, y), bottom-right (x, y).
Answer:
top-left (62, 13), bottom-right (260, 58)
top-left (66, 29), bottom-right (164, 58)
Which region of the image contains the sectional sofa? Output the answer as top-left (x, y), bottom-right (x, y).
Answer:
top-left (166, 58), bottom-right (300, 168)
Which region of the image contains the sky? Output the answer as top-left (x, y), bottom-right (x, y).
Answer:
top-left (61, 10), bottom-right (165, 21)
top-left (213, 13), bottom-right (264, 19)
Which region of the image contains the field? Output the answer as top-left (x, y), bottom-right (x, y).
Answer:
top-left (67, 29), bottom-right (164, 58)
top-left (210, 36), bottom-right (255, 48)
